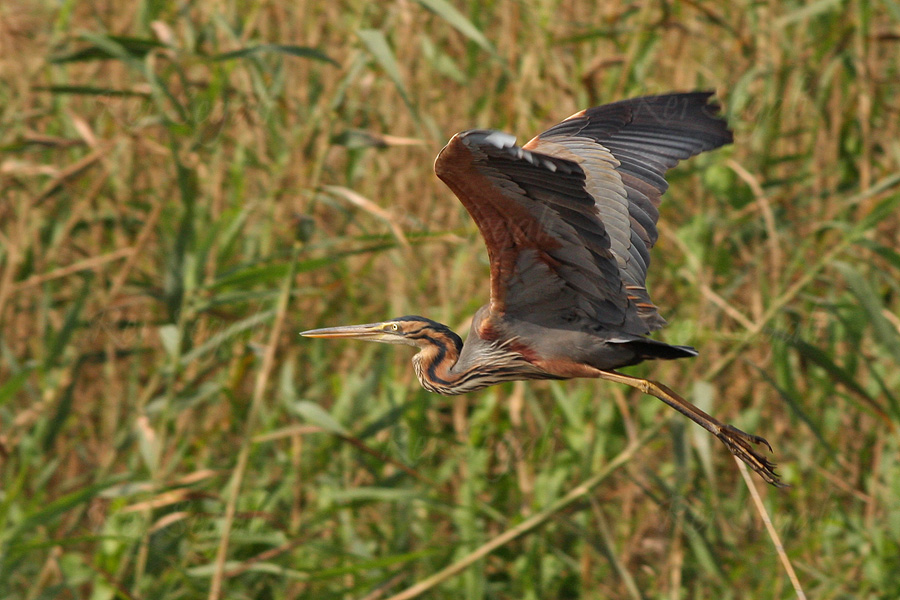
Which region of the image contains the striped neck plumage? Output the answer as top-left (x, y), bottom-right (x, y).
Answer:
top-left (403, 317), bottom-right (551, 395)
top-left (395, 316), bottom-right (504, 396)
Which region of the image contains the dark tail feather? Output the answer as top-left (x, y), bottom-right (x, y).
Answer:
top-left (625, 338), bottom-right (698, 361)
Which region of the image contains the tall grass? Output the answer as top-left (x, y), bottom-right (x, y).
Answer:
top-left (1, 0), bottom-right (899, 598)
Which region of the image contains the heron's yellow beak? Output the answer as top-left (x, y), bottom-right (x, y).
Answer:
top-left (300, 322), bottom-right (400, 343)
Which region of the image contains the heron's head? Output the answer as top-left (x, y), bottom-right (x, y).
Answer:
top-left (301, 316), bottom-right (462, 352)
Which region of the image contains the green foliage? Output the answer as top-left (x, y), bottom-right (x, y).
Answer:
top-left (1, 0), bottom-right (899, 598)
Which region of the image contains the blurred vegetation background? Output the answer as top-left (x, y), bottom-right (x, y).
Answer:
top-left (2, 0), bottom-right (899, 598)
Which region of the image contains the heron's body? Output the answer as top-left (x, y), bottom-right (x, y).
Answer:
top-left (303, 92), bottom-right (784, 487)
top-left (454, 307), bottom-right (697, 388)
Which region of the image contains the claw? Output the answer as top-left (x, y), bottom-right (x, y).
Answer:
top-left (717, 425), bottom-right (787, 488)
top-left (723, 424), bottom-right (774, 453)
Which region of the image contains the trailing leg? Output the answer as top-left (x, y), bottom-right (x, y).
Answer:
top-left (597, 370), bottom-right (785, 487)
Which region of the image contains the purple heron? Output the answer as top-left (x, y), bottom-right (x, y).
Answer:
top-left (303, 92), bottom-right (783, 487)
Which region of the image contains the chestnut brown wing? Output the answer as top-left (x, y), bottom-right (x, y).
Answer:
top-left (434, 92), bottom-right (732, 335)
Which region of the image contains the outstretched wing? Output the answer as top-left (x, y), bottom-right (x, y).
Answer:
top-left (433, 92), bottom-right (732, 335)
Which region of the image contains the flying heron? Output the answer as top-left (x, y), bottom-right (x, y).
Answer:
top-left (303, 92), bottom-right (783, 487)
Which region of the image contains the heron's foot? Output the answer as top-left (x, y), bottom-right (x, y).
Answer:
top-left (716, 424), bottom-right (787, 488)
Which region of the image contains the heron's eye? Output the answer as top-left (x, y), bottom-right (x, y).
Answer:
top-left (390, 323), bottom-right (400, 332)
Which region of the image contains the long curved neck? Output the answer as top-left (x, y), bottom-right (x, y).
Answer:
top-left (410, 325), bottom-right (466, 395)
top-left (408, 310), bottom-right (548, 396)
